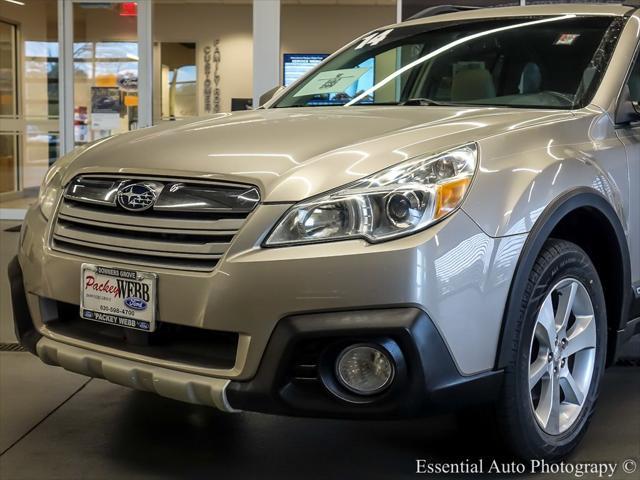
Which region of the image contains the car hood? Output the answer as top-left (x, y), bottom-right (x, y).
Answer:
top-left (65, 106), bottom-right (571, 202)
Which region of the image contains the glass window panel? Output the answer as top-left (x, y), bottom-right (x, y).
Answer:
top-left (94, 60), bottom-right (138, 77)
top-left (0, 134), bottom-right (17, 193)
top-left (176, 65), bottom-right (196, 83)
top-left (74, 42), bottom-right (95, 59)
top-left (0, 21), bottom-right (17, 117)
top-left (73, 3), bottom-right (139, 146)
top-left (95, 42), bottom-right (138, 59)
top-left (24, 124), bottom-right (59, 185)
top-left (0, 0), bottom-right (58, 195)
top-left (25, 41), bottom-right (59, 59)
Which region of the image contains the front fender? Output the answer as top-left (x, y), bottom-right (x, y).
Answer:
top-left (463, 111), bottom-right (628, 238)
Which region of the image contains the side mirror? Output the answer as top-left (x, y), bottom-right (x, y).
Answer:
top-left (615, 85), bottom-right (640, 124)
top-left (259, 86), bottom-right (285, 107)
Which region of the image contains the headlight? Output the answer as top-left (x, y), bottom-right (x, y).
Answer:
top-left (265, 144), bottom-right (477, 246)
top-left (39, 163), bottom-right (62, 219)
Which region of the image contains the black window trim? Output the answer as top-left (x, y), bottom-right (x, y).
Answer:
top-left (614, 40), bottom-right (640, 127)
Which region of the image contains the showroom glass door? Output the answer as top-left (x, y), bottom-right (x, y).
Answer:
top-left (72, 2), bottom-right (139, 146)
top-left (59, 0), bottom-right (151, 154)
top-left (0, 0), bottom-right (60, 197)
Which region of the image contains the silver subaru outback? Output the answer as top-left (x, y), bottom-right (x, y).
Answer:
top-left (9, 3), bottom-right (640, 460)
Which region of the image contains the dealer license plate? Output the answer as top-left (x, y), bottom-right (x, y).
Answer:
top-left (80, 264), bottom-right (157, 332)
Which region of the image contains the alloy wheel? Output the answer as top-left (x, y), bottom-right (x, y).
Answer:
top-left (528, 278), bottom-right (597, 435)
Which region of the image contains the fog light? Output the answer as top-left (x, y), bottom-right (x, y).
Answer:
top-left (336, 344), bottom-right (395, 395)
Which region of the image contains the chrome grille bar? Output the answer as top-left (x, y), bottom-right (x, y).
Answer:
top-left (58, 201), bottom-right (247, 231)
top-left (64, 177), bottom-right (121, 206)
top-left (65, 176), bottom-right (260, 213)
top-left (52, 175), bottom-right (259, 271)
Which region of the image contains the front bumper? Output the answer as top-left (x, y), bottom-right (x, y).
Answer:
top-left (13, 199), bottom-right (525, 416)
top-left (226, 307), bottom-right (504, 418)
top-left (10, 256), bottom-right (502, 415)
top-left (18, 203), bottom-right (524, 379)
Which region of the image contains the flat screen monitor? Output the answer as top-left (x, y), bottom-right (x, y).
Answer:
top-left (231, 98), bottom-right (253, 111)
top-left (283, 53), bottom-right (329, 87)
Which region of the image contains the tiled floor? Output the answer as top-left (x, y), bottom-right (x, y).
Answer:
top-left (0, 220), bottom-right (638, 479)
top-left (0, 195), bottom-right (36, 223)
top-left (1, 221), bottom-right (21, 343)
top-left (0, 196), bottom-right (36, 210)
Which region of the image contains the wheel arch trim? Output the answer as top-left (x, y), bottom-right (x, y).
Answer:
top-left (494, 187), bottom-right (632, 369)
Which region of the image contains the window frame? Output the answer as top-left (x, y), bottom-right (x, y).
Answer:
top-left (614, 41), bottom-right (640, 125)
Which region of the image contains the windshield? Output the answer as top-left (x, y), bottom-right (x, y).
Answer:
top-left (274, 15), bottom-right (621, 110)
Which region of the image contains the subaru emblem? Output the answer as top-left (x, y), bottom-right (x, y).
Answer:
top-left (117, 182), bottom-right (162, 212)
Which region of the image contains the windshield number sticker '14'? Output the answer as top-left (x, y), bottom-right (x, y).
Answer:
top-left (355, 29), bottom-right (394, 50)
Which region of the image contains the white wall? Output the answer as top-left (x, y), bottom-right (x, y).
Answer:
top-left (281, 5), bottom-right (396, 56)
top-left (154, 3), bottom-right (253, 115)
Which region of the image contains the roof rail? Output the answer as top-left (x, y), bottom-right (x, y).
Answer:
top-left (406, 5), bottom-right (482, 21)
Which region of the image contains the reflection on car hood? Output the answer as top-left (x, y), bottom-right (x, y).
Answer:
top-left (64, 106), bottom-right (572, 202)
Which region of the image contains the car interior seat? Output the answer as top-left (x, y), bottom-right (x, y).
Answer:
top-left (519, 62), bottom-right (542, 95)
top-left (451, 67), bottom-right (496, 101)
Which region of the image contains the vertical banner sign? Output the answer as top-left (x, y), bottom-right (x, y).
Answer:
top-left (203, 45), bottom-right (212, 114)
top-left (213, 40), bottom-right (221, 113)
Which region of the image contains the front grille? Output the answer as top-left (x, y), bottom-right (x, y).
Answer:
top-left (51, 175), bottom-right (259, 271)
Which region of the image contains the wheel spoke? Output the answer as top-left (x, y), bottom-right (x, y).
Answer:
top-left (529, 355), bottom-right (549, 390)
top-left (559, 371), bottom-right (585, 406)
top-left (547, 374), bottom-right (561, 434)
top-left (536, 295), bottom-right (557, 348)
top-left (536, 373), bottom-right (560, 434)
top-left (564, 315), bottom-right (596, 357)
top-left (556, 281), bottom-right (577, 334)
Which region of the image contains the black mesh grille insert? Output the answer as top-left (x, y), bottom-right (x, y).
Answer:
top-left (48, 302), bottom-right (238, 370)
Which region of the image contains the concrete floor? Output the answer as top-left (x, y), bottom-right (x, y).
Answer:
top-left (0, 219), bottom-right (639, 479)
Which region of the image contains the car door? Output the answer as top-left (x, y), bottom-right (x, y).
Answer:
top-left (616, 49), bottom-right (640, 293)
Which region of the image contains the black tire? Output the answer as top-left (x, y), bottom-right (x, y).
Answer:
top-left (498, 238), bottom-right (607, 460)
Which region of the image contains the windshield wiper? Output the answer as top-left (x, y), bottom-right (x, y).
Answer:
top-left (400, 98), bottom-right (456, 107)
